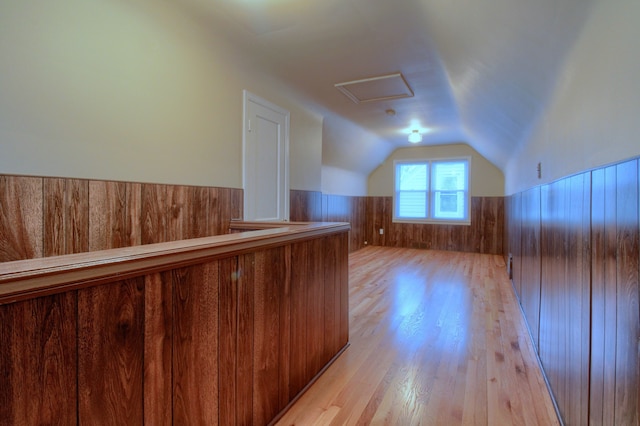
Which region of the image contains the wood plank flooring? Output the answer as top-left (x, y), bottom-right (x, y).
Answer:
top-left (275, 246), bottom-right (559, 425)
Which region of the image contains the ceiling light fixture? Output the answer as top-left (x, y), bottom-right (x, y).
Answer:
top-left (408, 130), bottom-right (422, 143)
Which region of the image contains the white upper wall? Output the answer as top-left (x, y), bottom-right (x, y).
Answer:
top-left (505, 0), bottom-right (640, 194)
top-left (2, 0), bottom-right (637, 197)
top-left (321, 166), bottom-right (368, 196)
top-left (0, 0), bottom-right (322, 191)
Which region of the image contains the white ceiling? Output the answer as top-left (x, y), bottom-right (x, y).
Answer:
top-left (175, 0), bottom-right (596, 175)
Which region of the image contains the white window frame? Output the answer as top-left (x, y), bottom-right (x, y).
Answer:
top-left (392, 156), bottom-right (471, 225)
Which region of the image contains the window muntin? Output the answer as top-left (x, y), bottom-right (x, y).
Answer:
top-left (393, 158), bottom-right (470, 224)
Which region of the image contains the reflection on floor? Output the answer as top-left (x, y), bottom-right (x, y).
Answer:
top-left (276, 246), bottom-right (559, 425)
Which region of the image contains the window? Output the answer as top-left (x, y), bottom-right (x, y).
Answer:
top-left (393, 157), bottom-right (470, 224)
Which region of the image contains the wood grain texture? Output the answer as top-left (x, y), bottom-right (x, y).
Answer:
top-left (141, 183), bottom-right (167, 244)
top-left (219, 256), bottom-right (239, 424)
top-left (289, 190), bottom-right (367, 252)
top-left (2, 174), bottom-right (243, 261)
top-left (173, 262), bottom-right (219, 425)
top-left (503, 195), bottom-right (511, 266)
top-left (7, 173), bottom-right (499, 260)
top-left (237, 253), bottom-right (255, 425)
top-left (127, 182), bottom-right (142, 247)
top-left (364, 196), bottom-right (504, 255)
top-left (472, 196), bottom-right (504, 254)
top-left (66, 179), bottom-right (90, 254)
top-left (320, 232), bottom-right (350, 363)
top-left (279, 245), bottom-right (293, 410)
top-left (144, 272), bottom-right (173, 425)
top-left (289, 238), bottom-right (327, 399)
top-left (539, 173), bottom-right (591, 425)
top-left (89, 180), bottom-right (128, 251)
top-left (0, 293), bottom-right (77, 425)
top-left (520, 187), bottom-right (541, 349)
top-left (323, 236), bottom-right (341, 361)
top-left (209, 187), bottom-right (234, 236)
top-left (503, 157), bottom-right (640, 425)
top-left (252, 248), bottom-right (288, 425)
top-left (43, 178), bottom-right (65, 257)
top-left (338, 234), bottom-right (350, 348)
top-left (366, 196), bottom-right (391, 247)
top-left (232, 188), bottom-right (243, 221)
top-left (44, 178), bottom-right (90, 256)
top-left (325, 194), bottom-right (368, 252)
top-left (0, 175), bottom-right (43, 261)
top-left (613, 159), bottom-right (639, 424)
top-left (1, 222), bottom-right (349, 425)
top-left (349, 196), bottom-right (367, 251)
top-left (508, 192), bottom-right (523, 299)
top-left (276, 247), bottom-right (559, 425)
top-left (590, 165), bottom-right (618, 425)
top-left (168, 185), bottom-right (209, 241)
top-left (78, 278), bottom-right (145, 425)
top-left (306, 238), bottom-right (326, 379)
top-left (289, 240), bottom-right (310, 399)
top-left (290, 189), bottom-right (322, 222)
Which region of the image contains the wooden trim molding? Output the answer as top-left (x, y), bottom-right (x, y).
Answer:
top-left (0, 222), bottom-right (349, 305)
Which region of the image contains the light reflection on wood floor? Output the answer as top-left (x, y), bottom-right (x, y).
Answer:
top-left (276, 247), bottom-right (559, 425)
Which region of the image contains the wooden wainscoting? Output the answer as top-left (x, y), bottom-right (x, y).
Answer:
top-left (0, 223), bottom-right (349, 425)
top-left (289, 190), bottom-right (367, 252)
top-left (539, 172), bottom-right (592, 425)
top-left (365, 196), bottom-right (504, 255)
top-left (506, 157), bottom-right (640, 425)
top-left (590, 160), bottom-right (639, 424)
top-left (519, 187), bottom-right (542, 350)
top-left (290, 190), bottom-right (504, 255)
top-left (290, 189), bottom-right (323, 222)
top-left (0, 175), bottom-right (243, 262)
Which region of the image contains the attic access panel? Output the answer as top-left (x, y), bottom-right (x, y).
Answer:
top-left (334, 73), bottom-right (414, 104)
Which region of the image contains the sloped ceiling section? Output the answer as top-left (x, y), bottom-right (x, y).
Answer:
top-left (175, 0), bottom-right (596, 176)
top-left (421, 0), bottom-right (596, 170)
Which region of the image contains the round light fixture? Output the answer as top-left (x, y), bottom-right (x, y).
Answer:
top-left (408, 129), bottom-right (422, 143)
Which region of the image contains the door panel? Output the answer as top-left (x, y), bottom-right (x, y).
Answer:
top-left (244, 91), bottom-right (289, 221)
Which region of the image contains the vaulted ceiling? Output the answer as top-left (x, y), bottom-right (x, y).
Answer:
top-left (175, 0), bottom-right (596, 175)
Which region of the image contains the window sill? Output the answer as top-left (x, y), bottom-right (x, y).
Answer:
top-left (392, 218), bottom-right (471, 226)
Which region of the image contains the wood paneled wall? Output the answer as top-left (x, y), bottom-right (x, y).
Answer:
top-left (540, 173), bottom-right (592, 425)
top-left (366, 196), bottom-right (504, 254)
top-left (289, 190), bottom-right (367, 252)
top-left (0, 230), bottom-right (349, 425)
top-left (519, 187), bottom-right (541, 348)
top-left (290, 190), bottom-right (504, 255)
top-left (0, 175), bottom-right (243, 262)
top-left (506, 158), bottom-right (640, 425)
top-left (1, 180), bottom-right (501, 262)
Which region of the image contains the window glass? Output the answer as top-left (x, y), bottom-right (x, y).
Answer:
top-left (393, 158), bottom-right (470, 224)
top-left (431, 161), bottom-right (468, 220)
top-left (395, 163), bottom-right (428, 218)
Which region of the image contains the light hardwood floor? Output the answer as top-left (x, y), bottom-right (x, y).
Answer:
top-left (276, 246), bottom-right (559, 425)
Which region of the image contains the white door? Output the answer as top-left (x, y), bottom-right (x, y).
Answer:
top-left (243, 90), bottom-right (290, 221)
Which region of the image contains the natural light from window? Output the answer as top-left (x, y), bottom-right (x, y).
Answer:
top-left (393, 157), bottom-right (470, 224)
